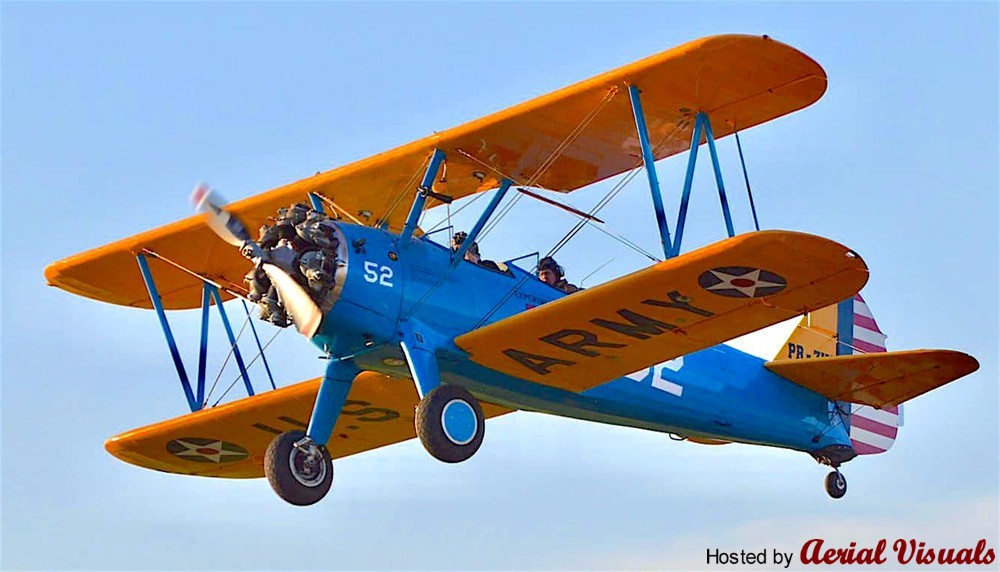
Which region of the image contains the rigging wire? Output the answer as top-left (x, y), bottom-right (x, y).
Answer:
top-left (579, 258), bottom-right (615, 287)
top-left (203, 309), bottom-right (252, 406)
top-left (478, 87), bottom-right (620, 241)
top-left (400, 89), bottom-right (620, 319)
top-left (547, 118), bottom-right (687, 260)
top-left (212, 326), bottom-right (285, 406)
top-left (424, 188), bottom-right (490, 233)
top-left (472, 117), bottom-right (688, 328)
top-left (375, 153), bottom-right (433, 229)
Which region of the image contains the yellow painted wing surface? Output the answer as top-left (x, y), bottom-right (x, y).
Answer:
top-left (45, 34), bottom-right (826, 310)
top-left (765, 350), bottom-right (979, 409)
top-left (106, 372), bottom-right (510, 478)
top-left (454, 231), bottom-right (868, 391)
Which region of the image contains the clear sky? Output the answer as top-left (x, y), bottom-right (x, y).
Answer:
top-left (2, 2), bottom-right (997, 570)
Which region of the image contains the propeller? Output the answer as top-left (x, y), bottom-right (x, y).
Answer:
top-left (191, 184), bottom-right (323, 338)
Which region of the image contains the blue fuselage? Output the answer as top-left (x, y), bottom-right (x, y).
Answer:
top-left (312, 223), bottom-right (851, 456)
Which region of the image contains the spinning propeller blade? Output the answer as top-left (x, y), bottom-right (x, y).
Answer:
top-left (191, 183), bottom-right (322, 338)
top-left (260, 263), bottom-right (323, 338)
top-left (191, 183), bottom-right (256, 250)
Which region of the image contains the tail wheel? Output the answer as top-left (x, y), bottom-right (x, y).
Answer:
top-left (825, 470), bottom-right (847, 499)
top-left (264, 430), bottom-right (333, 506)
top-left (415, 384), bottom-right (485, 463)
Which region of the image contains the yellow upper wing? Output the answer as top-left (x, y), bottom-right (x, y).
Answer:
top-left (45, 34), bottom-right (826, 310)
top-left (765, 350), bottom-right (979, 409)
top-left (106, 371), bottom-right (510, 478)
top-left (455, 231), bottom-right (867, 391)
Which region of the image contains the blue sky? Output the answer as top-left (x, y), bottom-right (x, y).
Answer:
top-left (2, 2), bottom-right (997, 570)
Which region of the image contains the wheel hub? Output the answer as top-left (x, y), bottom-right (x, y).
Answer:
top-left (441, 399), bottom-right (478, 445)
top-left (288, 445), bottom-right (328, 488)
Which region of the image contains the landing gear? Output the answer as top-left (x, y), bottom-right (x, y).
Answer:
top-left (264, 431), bottom-right (333, 506)
top-left (415, 384), bottom-right (485, 463)
top-left (825, 470), bottom-right (847, 499)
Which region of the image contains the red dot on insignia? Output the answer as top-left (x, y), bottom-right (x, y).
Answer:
top-left (196, 448), bottom-right (219, 455)
top-left (730, 278), bottom-right (755, 287)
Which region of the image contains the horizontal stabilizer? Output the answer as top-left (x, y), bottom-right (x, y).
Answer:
top-left (455, 230), bottom-right (868, 392)
top-left (106, 372), bottom-right (509, 478)
top-left (765, 349), bottom-right (979, 409)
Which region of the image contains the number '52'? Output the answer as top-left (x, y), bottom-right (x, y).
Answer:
top-left (363, 261), bottom-right (393, 287)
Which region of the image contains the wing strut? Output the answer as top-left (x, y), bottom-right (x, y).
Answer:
top-left (629, 87), bottom-right (742, 258)
top-left (674, 112), bottom-right (739, 256)
top-left (137, 253), bottom-right (200, 412)
top-left (628, 85), bottom-right (674, 259)
top-left (135, 252), bottom-right (271, 411)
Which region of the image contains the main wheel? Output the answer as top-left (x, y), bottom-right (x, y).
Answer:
top-left (825, 470), bottom-right (847, 499)
top-left (415, 384), bottom-right (485, 463)
top-left (264, 430), bottom-right (333, 506)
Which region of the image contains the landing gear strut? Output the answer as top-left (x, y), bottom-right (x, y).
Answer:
top-left (825, 470), bottom-right (847, 499)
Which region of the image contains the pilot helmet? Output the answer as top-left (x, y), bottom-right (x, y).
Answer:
top-left (537, 256), bottom-right (564, 278)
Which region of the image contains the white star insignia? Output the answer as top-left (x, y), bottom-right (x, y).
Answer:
top-left (171, 439), bottom-right (245, 463)
top-left (704, 268), bottom-right (785, 298)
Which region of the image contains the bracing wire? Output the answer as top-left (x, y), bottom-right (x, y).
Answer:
top-left (478, 87), bottom-right (620, 241)
top-left (203, 310), bottom-right (252, 407)
top-left (473, 118), bottom-right (688, 328)
top-left (212, 326), bottom-right (285, 406)
top-left (401, 88), bottom-right (620, 319)
top-left (546, 118), bottom-right (687, 261)
top-left (376, 154), bottom-right (433, 228)
top-left (580, 258), bottom-right (615, 286)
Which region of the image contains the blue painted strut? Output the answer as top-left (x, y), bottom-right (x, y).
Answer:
top-left (399, 149), bottom-right (447, 247)
top-left (673, 112), bottom-right (740, 256)
top-left (197, 284), bottom-right (211, 406)
top-left (308, 192), bottom-right (325, 214)
top-left (307, 359), bottom-right (358, 446)
top-left (734, 129), bottom-right (761, 232)
top-left (701, 113), bottom-right (736, 239)
top-left (207, 285), bottom-right (255, 398)
top-left (674, 114), bottom-right (705, 257)
top-left (451, 178), bottom-right (513, 267)
top-left (628, 85), bottom-right (673, 259)
top-left (135, 254), bottom-right (199, 412)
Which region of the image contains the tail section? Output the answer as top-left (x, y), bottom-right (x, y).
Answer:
top-left (774, 293), bottom-right (902, 455)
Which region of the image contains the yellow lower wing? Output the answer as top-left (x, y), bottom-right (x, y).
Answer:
top-left (455, 231), bottom-right (868, 391)
top-left (765, 350), bottom-right (979, 408)
top-left (106, 372), bottom-right (510, 478)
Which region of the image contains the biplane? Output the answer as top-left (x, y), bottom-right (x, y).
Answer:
top-left (45, 34), bottom-right (979, 505)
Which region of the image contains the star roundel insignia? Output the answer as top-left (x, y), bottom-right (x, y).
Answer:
top-left (697, 266), bottom-right (787, 298)
top-left (166, 437), bottom-right (249, 464)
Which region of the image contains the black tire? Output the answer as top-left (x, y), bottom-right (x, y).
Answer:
top-left (264, 430), bottom-right (333, 506)
top-left (415, 384), bottom-right (485, 463)
top-left (825, 470), bottom-right (847, 499)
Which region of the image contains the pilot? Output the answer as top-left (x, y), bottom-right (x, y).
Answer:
top-left (537, 256), bottom-right (580, 294)
top-left (451, 231), bottom-right (502, 272)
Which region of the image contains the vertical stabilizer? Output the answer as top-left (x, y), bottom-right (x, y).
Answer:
top-left (774, 294), bottom-right (902, 455)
